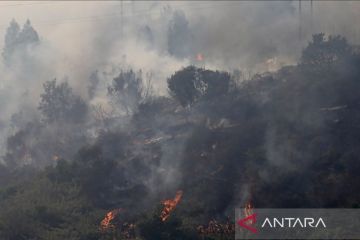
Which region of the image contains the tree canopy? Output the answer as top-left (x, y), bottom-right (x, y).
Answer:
top-left (167, 66), bottom-right (231, 107)
top-left (2, 19), bottom-right (39, 65)
top-left (38, 79), bottom-right (88, 123)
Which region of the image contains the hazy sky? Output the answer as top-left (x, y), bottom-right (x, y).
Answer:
top-left (0, 1), bottom-right (359, 72)
top-left (0, 1), bottom-right (359, 95)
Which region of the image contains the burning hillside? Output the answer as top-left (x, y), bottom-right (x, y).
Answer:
top-left (0, 2), bottom-right (359, 239)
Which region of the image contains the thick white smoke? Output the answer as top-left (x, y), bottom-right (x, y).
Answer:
top-left (0, 1), bottom-right (360, 159)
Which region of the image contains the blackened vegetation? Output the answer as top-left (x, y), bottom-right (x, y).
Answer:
top-left (0, 34), bottom-right (359, 239)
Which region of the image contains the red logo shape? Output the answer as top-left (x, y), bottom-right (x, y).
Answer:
top-left (237, 213), bottom-right (257, 233)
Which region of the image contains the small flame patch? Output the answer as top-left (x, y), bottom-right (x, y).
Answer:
top-left (160, 190), bottom-right (183, 221)
top-left (196, 53), bottom-right (204, 61)
top-left (100, 208), bottom-right (122, 231)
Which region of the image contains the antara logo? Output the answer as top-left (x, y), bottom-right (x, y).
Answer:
top-left (237, 213), bottom-right (257, 233)
top-left (237, 214), bottom-right (326, 233)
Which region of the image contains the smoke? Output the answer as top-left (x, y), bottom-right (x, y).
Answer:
top-left (0, 0), bottom-right (360, 195)
top-left (0, 1), bottom-right (359, 97)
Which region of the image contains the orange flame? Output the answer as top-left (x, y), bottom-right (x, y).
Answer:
top-left (160, 190), bottom-right (183, 221)
top-left (244, 202), bottom-right (254, 224)
top-left (100, 208), bottom-right (122, 231)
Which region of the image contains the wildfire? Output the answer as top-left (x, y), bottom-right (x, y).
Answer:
top-left (100, 208), bottom-right (122, 231)
top-left (244, 202), bottom-right (254, 222)
top-left (196, 53), bottom-right (204, 61)
top-left (160, 190), bottom-right (183, 221)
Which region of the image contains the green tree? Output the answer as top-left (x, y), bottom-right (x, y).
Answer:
top-left (167, 10), bottom-right (193, 59)
top-left (2, 19), bottom-right (39, 65)
top-left (38, 79), bottom-right (88, 123)
top-left (301, 33), bottom-right (352, 67)
top-left (108, 69), bottom-right (152, 115)
top-left (2, 19), bottom-right (20, 65)
top-left (167, 66), bottom-right (231, 107)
